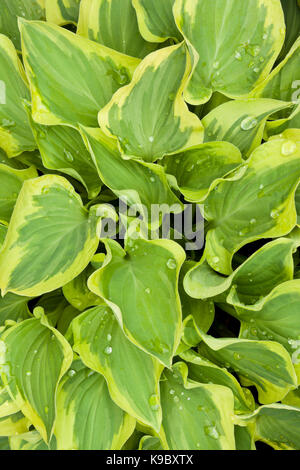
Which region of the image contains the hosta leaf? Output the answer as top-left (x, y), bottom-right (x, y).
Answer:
top-left (77, 0), bottom-right (157, 58)
top-left (0, 0), bottom-right (45, 51)
top-left (202, 98), bottom-right (292, 157)
top-left (63, 263), bottom-right (103, 312)
top-left (179, 261), bottom-right (214, 347)
top-left (81, 126), bottom-right (182, 225)
top-left (197, 332), bottom-right (297, 404)
top-left (0, 412), bottom-right (30, 437)
top-left (26, 108), bottom-right (101, 199)
top-left (159, 362), bottom-right (235, 450)
top-left (252, 37), bottom-right (300, 115)
top-left (0, 436), bottom-right (9, 450)
top-left (185, 238), bottom-right (296, 301)
top-left (234, 425), bottom-right (256, 450)
top-left (173, 0), bottom-right (285, 104)
top-left (180, 349), bottom-right (255, 414)
top-left (132, 0), bottom-right (181, 43)
top-left (98, 43), bottom-right (203, 162)
top-left (203, 139), bottom-right (300, 275)
top-left (0, 224), bottom-right (6, 250)
top-left (54, 359), bottom-right (135, 450)
top-left (282, 387), bottom-right (300, 408)
top-left (0, 310), bottom-right (73, 442)
top-left (0, 175), bottom-right (99, 297)
top-left (237, 280), bottom-right (300, 379)
top-left (0, 34), bottom-right (35, 157)
top-left (164, 141), bottom-right (242, 202)
top-left (265, 104), bottom-right (300, 137)
top-left (56, 305), bottom-right (80, 336)
top-left (278, 0), bottom-right (300, 60)
top-left (0, 293), bottom-right (31, 326)
top-left (88, 237), bottom-right (185, 366)
top-left (139, 436), bottom-right (163, 450)
top-left (45, 0), bottom-right (80, 25)
top-left (0, 164), bottom-right (37, 225)
top-left (240, 404), bottom-right (300, 450)
top-left (72, 305), bottom-right (163, 431)
top-left (9, 430), bottom-right (50, 450)
top-left (0, 376), bottom-right (20, 418)
top-left (19, 19), bottom-right (140, 127)
top-left (36, 290), bottom-right (69, 327)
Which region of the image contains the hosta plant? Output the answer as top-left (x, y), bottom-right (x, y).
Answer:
top-left (0, 0), bottom-right (299, 451)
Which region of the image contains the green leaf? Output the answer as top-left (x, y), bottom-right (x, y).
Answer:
top-left (159, 362), bottom-right (235, 450)
top-left (173, 0), bottom-right (285, 104)
top-left (45, 0), bottom-right (80, 25)
top-left (25, 107), bottom-right (101, 199)
top-left (234, 425), bottom-right (256, 450)
top-left (139, 436), bottom-right (163, 450)
top-left (77, 0), bottom-right (157, 58)
top-left (0, 412), bottom-right (30, 437)
top-left (203, 138), bottom-right (300, 275)
top-left (36, 290), bottom-right (69, 327)
top-left (265, 104), bottom-right (300, 137)
top-left (72, 305), bottom-right (163, 431)
top-left (0, 310), bottom-right (73, 442)
top-left (9, 430), bottom-right (50, 450)
top-left (180, 349), bottom-right (255, 414)
top-left (197, 332), bottom-right (297, 404)
top-left (132, 0), bottom-right (181, 43)
top-left (0, 0), bottom-right (45, 51)
top-left (0, 34), bottom-right (35, 157)
top-left (0, 164), bottom-right (37, 224)
top-left (240, 404), bottom-right (300, 450)
top-left (19, 19), bottom-right (140, 126)
top-left (54, 359), bottom-right (135, 450)
top-left (0, 293), bottom-right (31, 326)
top-left (252, 37), bottom-right (300, 116)
top-left (98, 43), bottom-right (203, 162)
top-left (185, 238), bottom-right (296, 301)
top-left (164, 141), bottom-right (242, 202)
top-left (0, 224), bottom-right (6, 250)
top-left (81, 126), bottom-right (182, 225)
top-left (63, 263), bottom-right (103, 312)
top-left (202, 98), bottom-right (292, 157)
top-left (88, 237), bottom-right (185, 367)
top-left (0, 175), bottom-right (99, 296)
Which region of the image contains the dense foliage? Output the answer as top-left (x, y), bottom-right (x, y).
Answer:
top-left (0, 0), bottom-right (299, 451)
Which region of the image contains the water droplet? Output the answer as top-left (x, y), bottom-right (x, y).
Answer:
top-left (212, 256), bottom-right (219, 264)
top-left (64, 149), bottom-right (74, 162)
top-left (253, 67), bottom-right (260, 73)
top-left (169, 389), bottom-right (175, 395)
top-left (263, 33), bottom-right (268, 40)
top-left (26, 371), bottom-right (31, 377)
top-left (145, 287), bottom-right (151, 294)
top-left (204, 425), bottom-right (219, 439)
top-left (234, 51), bottom-right (242, 60)
top-left (233, 352), bottom-right (241, 360)
top-left (149, 136), bottom-right (154, 143)
top-left (150, 176), bottom-right (155, 183)
top-left (241, 116), bottom-right (258, 131)
top-left (247, 45), bottom-right (261, 57)
top-left (270, 209), bottom-right (280, 219)
top-left (250, 328), bottom-right (257, 336)
top-left (213, 60), bottom-right (220, 69)
top-left (107, 334), bottom-right (112, 342)
top-left (1, 119), bottom-right (16, 129)
top-left (68, 369), bottom-right (76, 377)
top-left (149, 394), bottom-right (160, 411)
top-left (281, 141), bottom-right (297, 156)
top-left (173, 396), bottom-right (179, 403)
top-left (187, 397), bottom-right (191, 401)
top-left (166, 258), bottom-right (176, 270)
top-left (250, 218), bottom-right (256, 225)
top-left (104, 346), bottom-right (112, 355)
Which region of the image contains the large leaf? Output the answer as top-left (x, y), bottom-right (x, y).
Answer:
top-left (62, 263), bottom-right (103, 312)
top-left (202, 98), bottom-right (292, 157)
top-left (0, 309), bottom-right (73, 442)
top-left (19, 19), bottom-right (140, 127)
top-left (88, 237), bottom-right (185, 367)
top-left (81, 126), bottom-right (182, 225)
top-left (239, 404), bottom-right (300, 450)
top-left (173, 0), bottom-right (285, 104)
top-left (0, 34), bottom-right (35, 157)
top-left (265, 103), bottom-right (300, 137)
top-left (185, 238), bottom-right (296, 301)
top-left (72, 305), bottom-right (163, 431)
top-left (278, 0), bottom-right (300, 60)
top-left (98, 43), bottom-right (203, 162)
top-left (203, 138), bottom-right (300, 274)
top-left (0, 0), bottom-right (45, 51)
top-left (26, 108), bottom-right (101, 199)
top-left (181, 349), bottom-right (255, 414)
top-left (45, 0), bottom-right (80, 25)
top-left (0, 175), bottom-right (99, 296)
top-left (77, 0), bottom-right (157, 58)
top-left (0, 164), bottom-right (37, 224)
top-left (197, 332), bottom-right (297, 404)
top-left (159, 362), bottom-right (235, 450)
top-left (54, 359), bottom-right (135, 450)
top-left (0, 412), bottom-right (30, 437)
top-left (132, 0), bottom-right (181, 43)
top-left (9, 430), bottom-right (50, 450)
top-left (164, 141), bottom-right (242, 202)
